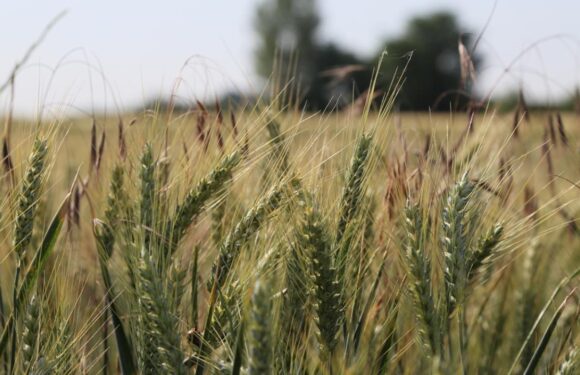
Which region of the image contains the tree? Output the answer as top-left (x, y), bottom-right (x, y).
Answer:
top-left (254, 0), bottom-right (371, 110)
top-left (254, 0), bottom-right (320, 103)
top-left (311, 43), bottom-right (371, 110)
top-left (376, 12), bottom-right (481, 111)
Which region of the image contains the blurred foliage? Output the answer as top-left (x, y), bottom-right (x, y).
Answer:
top-left (254, 1), bottom-right (480, 111)
top-left (375, 12), bottom-right (481, 111)
top-left (254, 0), bottom-right (371, 110)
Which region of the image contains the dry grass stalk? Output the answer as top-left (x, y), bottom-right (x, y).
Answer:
top-left (472, 179), bottom-right (500, 197)
top-left (215, 98), bottom-right (223, 124)
top-left (422, 134), bottom-right (431, 161)
top-left (512, 90), bottom-right (530, 138)
top-left (90, 120), bottom-right (97, 172)
top-left (541, 129), bottom-right (556, 196)
top-left (242, 132), bottom-right (250, 159)
top-left (118, 119), bottom-right (127, 160)
top-left (523, 185), bottom-right (539, 221)
top-left (547, 115), bottom-right (558, 147)
top-left (68, 183), bottom-right (81, 227)
top-left (182, 141), bottom-right (190, 162)
top-left (195, 100), bottom-right (209, 149)
top-left (215, 99), bottom-right (225, 152)
top-left (96, 130), bottom-right (106, 172)
top-left (2, 74), bottom-right (15, 187)
top-left (556, 206), bottom-right (579, 236)
top-left (451, 123), bottom-right (470, 155)
top-left (458, 40), bottom-right (476, 90)
top-left (230, 112), bottom-right (238, 139)
top-left (438, 146), bottom-right (453, 174)
top-left (498, 157), bottom-right (513, 202)
top-left (518, 90), bottom-right (530, 121)
top-left (0, 11), bottom-right (66, 96)
top-left (196, 99), bottom-right (208, 114)
top-left (2, 137), bottom-right (15, 186)
top-left (384, 159), bottom-right (410, 220)
top-left (395, 116), bottom-right (409, 165)
top-left (466, 106), bottom-right (476, 134)
top-left (512, 107), bottom-right (521, 138)
top-left (555, 113), bottom-right (568, 147)
top-left (347, 89), bottom-right (383, 115)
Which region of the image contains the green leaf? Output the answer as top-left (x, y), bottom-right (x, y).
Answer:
top-left (95, 226), bottom-right (137, 375)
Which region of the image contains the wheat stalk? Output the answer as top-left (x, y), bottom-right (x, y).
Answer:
top-left (247, 280), bottom-right (272, 375)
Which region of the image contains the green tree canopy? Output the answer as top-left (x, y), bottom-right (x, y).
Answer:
top-left (254, 3), bottom-right (479, 111)
top-left (254, 0), bottom-right (370, 110)
top-left (376, 12), bottom-right (480, 111)
top-left (254, 0), bottom-right (319, 96)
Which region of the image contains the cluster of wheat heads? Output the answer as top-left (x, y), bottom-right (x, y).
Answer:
top-left (0, 102), bottom-right (577, 375)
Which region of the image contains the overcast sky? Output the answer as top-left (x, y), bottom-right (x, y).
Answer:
top-left (1, 0), bottom-right (579, 116)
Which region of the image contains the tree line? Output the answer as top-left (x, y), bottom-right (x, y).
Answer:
top-left (254, 0), bottom-right (481, 111)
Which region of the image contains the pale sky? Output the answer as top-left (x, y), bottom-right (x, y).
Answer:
top-left (1, 0), bottom-right (579, 116)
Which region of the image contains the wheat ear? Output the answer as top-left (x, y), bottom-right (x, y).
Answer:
top-left (247, 280), bottom-right (272, 375)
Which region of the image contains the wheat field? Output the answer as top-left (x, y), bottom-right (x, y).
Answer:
top-left (0, 102), bottom-right (578, 374)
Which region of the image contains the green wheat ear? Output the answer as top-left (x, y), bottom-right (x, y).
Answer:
top-left (22, 294), bottom-right (40, 373)
top-left (282, 241), bottom-right (309, 341)
top-left (441, 173), bottom-right (474, 313)
top-left (335, 133), bottom-right (372, 289)
top-left (51, 318), bottom-right (76, 373)
top-left (105, 164), bottom-right (128, 230)
top-left (211, 196), bottom-right (227, 247)
top-left (556, 346), bottom-right (578, 375)
top-left (336, 133), bottom-right (372, 243)
top-left (468, 222), bottom-right (503, 281)
top-left (167, 151), bottom-right (240, 254)
top-left (297, 196), bottom-right (342, 360)
top-left (94, 219), bottom-right (115, 260)
top-left (266, 116), bottom-right (290, 176)
top-left (247, 280), bottom-right (272, 375)
top-left (139, 143), bottom-right (156, 252)
top-left (401, 200), bottom-right (439, 356)
top-left (136, 255), bottom-right (184, 375)
top-left (14, 138), bottom-right (48, 259)
top-left (212, 183), bottom-right (285, 289)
